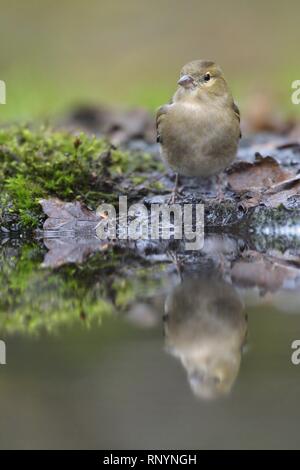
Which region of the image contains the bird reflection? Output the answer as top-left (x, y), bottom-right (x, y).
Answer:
top-left (164, 275), bottom-right (247, 400)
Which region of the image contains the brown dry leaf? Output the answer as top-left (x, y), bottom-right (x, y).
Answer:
top-left (42, 237), bottom-right (109, 268)
top-left (227, 154), bottom-right (293, 193)
top-left (40, 198), bottom-right (100, 233)
top-left (40, 198), bottom-right (111, 267)
top-left (260, 177), bottom-right (300, 208)
top-left (227, 153), bottom-right (300, 209)
top-left (241, 175), bottom-right (300, 209)
top-left (231, 252), bottom-right (300, 293)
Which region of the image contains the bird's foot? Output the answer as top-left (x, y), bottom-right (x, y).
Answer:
top-left (167, 173), bottom-right (183, 204)
top-left (167, 186), bottom-right (184, 204)
top-left (215, 189), bottom-right (225, 203)
top-left (214, 174), bottom-right (227, 203)
top-left (167, 250), bottom-right (183, 280)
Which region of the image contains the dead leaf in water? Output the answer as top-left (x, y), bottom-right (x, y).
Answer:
top-left (232, 252), bottom-right (300, 293)
top-left (42, 237), bottom-right (109, 268)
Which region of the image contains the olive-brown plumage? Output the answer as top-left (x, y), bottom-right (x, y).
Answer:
top-left (164, 276), bottom-right (247, 400)
top-left (157, 60), bottom-right (241, 194)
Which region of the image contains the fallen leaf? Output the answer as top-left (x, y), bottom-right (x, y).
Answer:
top-left (42, 236), bottom-right (109, 268)
top-left (232, 252), bottom-right (300, 293)
top-left (40, 198), bottom-right (100, 233)
top-left (227, 154), bottom-right (293, 193)
top-left (240, 175), bottom-right (300, 209)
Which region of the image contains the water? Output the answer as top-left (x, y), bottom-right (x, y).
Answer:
top-left (1, 234), bottom-right (300, 449)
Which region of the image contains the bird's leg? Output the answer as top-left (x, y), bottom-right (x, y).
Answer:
top-left (167, 250), bottom-right (183, 282)
top-left (215, 173), bottom-right (226, 202)
top-left (168, 173), bottom-right (180, 204)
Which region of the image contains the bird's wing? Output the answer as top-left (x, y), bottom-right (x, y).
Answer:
top-left (156, 106), bottom-right (166, 144)
top-left (232, 101), bottom-right (240, 122)
top-left (232, 101), bottom-right (242, 138)
top-left (156, 103), bottom-right (171, 144)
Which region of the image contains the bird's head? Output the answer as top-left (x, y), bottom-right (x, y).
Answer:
top-left (176, 60), bottom-right (229, 100)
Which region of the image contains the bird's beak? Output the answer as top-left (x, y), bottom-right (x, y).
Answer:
top-left (178, 74), bottom-right (195, 88)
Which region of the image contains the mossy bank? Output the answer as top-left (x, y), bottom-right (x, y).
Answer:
top-left (0, 241), bottom-right (164, 334)
top-left (0, 126), bottom-right (163, 232)
top-left (1, 125), bottom-right (300, 240)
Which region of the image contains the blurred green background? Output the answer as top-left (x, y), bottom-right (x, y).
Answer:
top-left (0, 0), bottom-right (299, 120)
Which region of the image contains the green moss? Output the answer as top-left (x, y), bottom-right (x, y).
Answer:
top-left (0, 242), bottom-right (165, 335)
top-left (0, 243), bottom-right (104, 334)
top-left (0, 125), bottom-right (161, 230)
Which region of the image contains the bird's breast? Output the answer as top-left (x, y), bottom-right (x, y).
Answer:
top-left (161, 102), bottom-right (239, 177)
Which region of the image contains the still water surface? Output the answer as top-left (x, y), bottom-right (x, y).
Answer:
top-left (0, 235), bottom-right (300, 449)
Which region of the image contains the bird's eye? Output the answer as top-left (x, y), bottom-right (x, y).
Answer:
top-left (204, 73), bottom-right (211, 82)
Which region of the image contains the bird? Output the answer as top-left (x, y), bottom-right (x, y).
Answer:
top-left (156, 60), bottom-right (241, 202)
top-left (164, 275), bottom-right (247, 400)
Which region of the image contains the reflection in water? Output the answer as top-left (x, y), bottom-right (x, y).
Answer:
top-left (164, 275), bottom-right (247, 400)
top-left (2, 237), bottom-right (300, 448)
